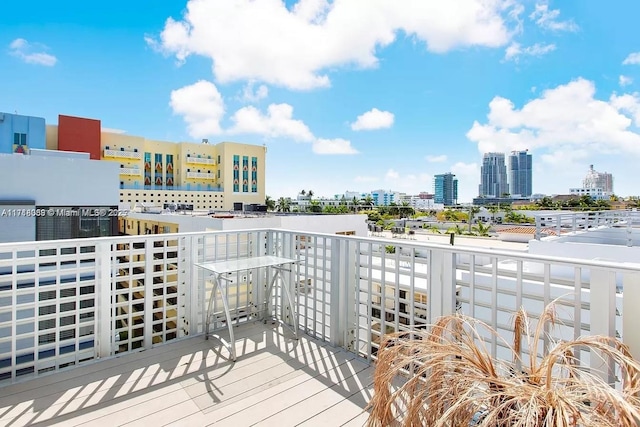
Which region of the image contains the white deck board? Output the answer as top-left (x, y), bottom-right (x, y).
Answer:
top-left (0, 322), bottom-right (375, 427)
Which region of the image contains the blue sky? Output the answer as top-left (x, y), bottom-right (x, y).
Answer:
top-left (2, 0), bottom-right (640, 202)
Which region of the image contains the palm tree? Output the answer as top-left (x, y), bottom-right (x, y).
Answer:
top-left (425, 224), bottom-right (441, 234)
top-left (307, 190), bottom-right (314, 199)
top-left (363, 195), bottom-right (375, 210)
top-left (446, 224), bottom-right (464, 235)
top-left (468, 206), bottom-right (480, 234)
top-left (275, 197), bottom-right (290, 212)
top-left (487, 205), bottom-right (500, 223)
top-left (352, 196), bottom-right (360, 213)
top-left (264, 195), bottom-right (276, 211)
top-left (300, 189), bottom-right (306, 196)
top-left (308, 199), bottom-right (322, 213)
top-left (472, 221), bottom-right (491, 236)
top-left (367, 303), bottom-right (640, 426)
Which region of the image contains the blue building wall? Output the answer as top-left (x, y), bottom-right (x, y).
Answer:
top-left (0, 112), bottom-right (46, 154)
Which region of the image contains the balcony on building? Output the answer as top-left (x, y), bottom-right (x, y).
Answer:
top-left (103, 146), bottom-right (142, 160)
top-left (0, 213), bottom-right (639, 424)
top-left (186, 170), bottom-right (216, 180)
top-left (119, 165), bottom-right (142, 176)
top-left (186, 154), bottom-right (216, 166)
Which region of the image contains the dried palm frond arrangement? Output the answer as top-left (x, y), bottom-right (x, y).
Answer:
top-left (366, 303), bottom-right (640, 426)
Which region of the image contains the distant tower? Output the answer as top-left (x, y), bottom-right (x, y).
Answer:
top-left (583, 164), bottom-right (613, 193)
top-left (479, 153), bottom-right (508, 197)
top-left (434, 173), bottom-right (458, 206)
top-left (508, 150), bottom-right (533, 197)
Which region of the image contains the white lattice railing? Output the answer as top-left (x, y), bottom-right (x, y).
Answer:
top-left (1, 229), bottom-right (639, 388)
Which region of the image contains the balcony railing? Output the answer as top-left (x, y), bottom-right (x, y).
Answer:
top-left (103, 149), bottom-right (142, 160)
top-left (186, 157), bottom-right (216, 165)
top-left (119, 167), bottom-right (142, 176)
top-left (186, 172), bottom-right (216, 180)
top-left (1, 229), bottom-right (638, 388)
top-left (119, 185), bottom-right (223, 192)
top-left (534, 210), bottom-right (640, 240)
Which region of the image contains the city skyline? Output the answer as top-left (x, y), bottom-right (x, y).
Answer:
top-left (2, 1), bottom-right (640, 202)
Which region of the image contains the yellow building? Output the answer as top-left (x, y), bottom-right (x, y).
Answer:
top-left (46, 121), bottom-right (266, 211)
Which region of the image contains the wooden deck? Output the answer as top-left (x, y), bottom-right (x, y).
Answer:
top-left (0, 322), bottom-right (373, 426)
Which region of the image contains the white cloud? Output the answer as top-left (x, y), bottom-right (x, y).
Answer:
top-left (8, 38), bottom-right (57, 66)
top-left (241, 81), bottom-right (269, 103)
top-left (150, 0), bottom-right (518, 90)
top-left (383, 168), bottom-right (432, 193)
top-left (385, 169), bottom-right (400, 180)
top-left (504, 42), bottom-right (555, 62)
top-left (529, 2), bottom-right (578, 32)
top-left (619, 75), bottom-right (633, 87)
top-left (313, 138), bottom-right (358, 155)
top-left (228, 103), bottom-right (315, 142)
top-left (350, 108), bottom-right (395, 131)
top-left (354, 175), bottom-right (379, 183)
top-left (170, 80), bottom-right (359, 155)
top-left (426, 154), bottom-right (448, 163)
top-left (466, 78), bottom-right (640, 196)
top-left (170, 80), bottom-right (225, 138)
top-left (451, 162), bottom-right (479, 203)
top-left (467, 78), bottom-right (640, 156)
top-left (623, 52), bottom-right (640, 65)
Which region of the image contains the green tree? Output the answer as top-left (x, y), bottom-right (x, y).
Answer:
top-left (446, 224), bottom-right (464, 235)
top-left (487, 205), bottom-right (500, 223)
top-left (425, 224), bottom-right (441, 234)
top-left (363, 195), bottom-right (374, 209)
top-left (472, 221), bottom-right (492, 236)
top-left (275, 197), bottom-right (290, 212)
top-left (309, 199), bottom-right (322, 213)
top-left (468, 206), bottom-right (480, 234)
top-left (264, 195), bottom-right (276, 211)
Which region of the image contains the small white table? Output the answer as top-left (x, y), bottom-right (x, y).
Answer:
top-left (195, 256), bottom-right (300, 360)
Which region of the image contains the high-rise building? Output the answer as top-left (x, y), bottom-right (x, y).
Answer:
top-left (434, 173), bottom-right (458, 206)
top-left (479, 152), bottom-right (508, 197)
top-left (508, 150), bottom-right (533, 197)
top-left (583, 164), bottom-right (613, 193)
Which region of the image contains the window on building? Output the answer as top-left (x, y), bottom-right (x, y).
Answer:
top-left (13, 133), bottom-right (27, 146)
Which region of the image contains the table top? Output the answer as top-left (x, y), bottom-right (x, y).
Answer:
top-left (195, 255), bottom-right (298, 275)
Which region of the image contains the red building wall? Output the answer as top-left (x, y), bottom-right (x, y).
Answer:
top-left (57, 115), bottom-right (101, 160)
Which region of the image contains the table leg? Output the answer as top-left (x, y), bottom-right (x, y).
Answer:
top-left (280, 273), bottom-right (299, 339)
top-left (205, 274), bottom-right (236, 361)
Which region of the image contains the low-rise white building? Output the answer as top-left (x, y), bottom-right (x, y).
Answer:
top-left (0, 151), bottom-right (120, 242)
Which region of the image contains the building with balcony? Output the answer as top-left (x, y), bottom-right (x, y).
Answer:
top-left (0, 111), bottom-right (46, 155)
top-left (46, 115), bottom-right (267, 211)
top-left (370, 189), bottom-right (398, 206)
top-left (0, 213), bottom-right (638, 424)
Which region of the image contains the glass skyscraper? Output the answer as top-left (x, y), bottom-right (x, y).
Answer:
top-left (508, 150), bottom-right (533, 197)
top-left (434, 173), bottom-right (458, 206)
top-left (479, 153), bottom-right (508, 197)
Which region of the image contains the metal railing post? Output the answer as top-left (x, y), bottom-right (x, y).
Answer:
top-left (590, 269), bottom-right (617, 385)
top-left (623, 273), bottom-right (640, 361)
top-left (95, 241), bottom-right (112, 359)
top-left (428, 249), bottom-right (456, 323)
top-left (143, 239), bottom-right (154, 349)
